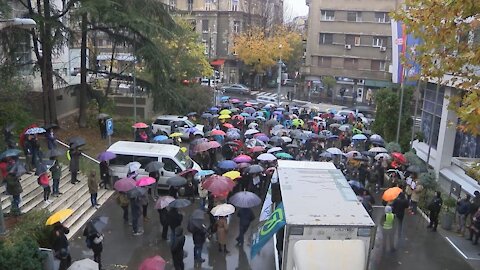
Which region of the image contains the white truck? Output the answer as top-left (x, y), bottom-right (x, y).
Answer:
top-left (276, 160), bottom-right (376, 270)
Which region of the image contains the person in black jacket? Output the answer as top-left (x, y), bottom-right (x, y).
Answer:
top-left (427, 191), bottom-right (443, 232)
top-left (170, 227), bottom-right (185, 270)
top-left (189, 223), bottom-right (207, 265)
top-left (99, 161), bottom-right (110, 189)
top-left (391, 192), bottom-right (409, 239)
top-left (167, 208), bottom-right (183, 242)
top-left (157, 207), bottom-right (169, 240)
top-left (236, 207), bottom-right (255, 246)
top-left (83, 222), bottom-right (104, 270)
top-left (52, 222), bottom-right (71, 270)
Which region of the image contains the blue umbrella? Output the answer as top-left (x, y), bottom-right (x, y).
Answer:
top-left (196, 170), bottom-right (215, 177)
top-left (220, 96), bottom-right (230, 101)
top-left (0, 149), bottom-right (22, 160)
top-left (201, 112), bottom-right (213, 119)
top-left (97, 151), bottom-right (116, 161)
top-left (240, 112), bottom-right (250, 117)
top-left (209, 107), bottom-right (220, 112)
top-left (320, 152), bottom-right (333, 158)
top-left (226, 131), bottom-right (241, 140)
top-left (352, 134), bottom-right (368, 140)
top-left (217, 160), bottom-right (237, 170)
top-left (153, 135), bottom-right (168, 142)
top-left (185, 127), bottom-right (199, 134)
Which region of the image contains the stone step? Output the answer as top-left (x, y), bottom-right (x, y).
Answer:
top-left (45, 178), bottom-right (92, 213)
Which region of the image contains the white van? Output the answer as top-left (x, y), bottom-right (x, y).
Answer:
top-left (107, 141), bottom-right (201, 189)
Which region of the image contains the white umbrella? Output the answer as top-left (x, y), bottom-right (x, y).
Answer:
top-left (345, 150), bottom-right (360, 158)
top-left (248, 122), bottom-right (259, 129)
top-left (369, 147), bottom-right (388, 153)
top-left (211, 203), bottom-right (235, 216)
top-left (326, 147), bottom-right (343, 155)
top-left (68, 259), bottom-right (98, 270)
top-left (281, 136), bottom-right (292, 143)
top-left (257, 153), bottom-right (277, 161)
top-left (375, 153), bottom-right (391, 160)
top-left (245, 129), bottom-right (260, 136)
top-left (126, 161), bottom-right (141, 173)
top-left (267, 147), bottom-right (283, 154)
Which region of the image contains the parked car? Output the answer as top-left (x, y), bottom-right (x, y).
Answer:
top-left (151, 115), bottom-right (204, 139)
top-left (220, 84), bottom-right (251, 95)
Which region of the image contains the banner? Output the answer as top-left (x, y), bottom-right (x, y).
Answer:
top-left (259, 184), bottom-right (273, 222)
top-left (251, 202), bottom-right (286, 258)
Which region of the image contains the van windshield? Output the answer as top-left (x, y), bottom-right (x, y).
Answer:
top-left (184, 119), bottom-right (195, 128)
top-left (175, 150), bottom-right (193, 169)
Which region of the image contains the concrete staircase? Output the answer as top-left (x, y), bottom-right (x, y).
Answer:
top-left (1, 164), bottom-right (114, 240)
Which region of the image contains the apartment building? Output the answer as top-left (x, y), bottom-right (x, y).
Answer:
top-left (303, 0), bottom-right (402, 100)
top-left (161, 0), bottom-right (283, 83)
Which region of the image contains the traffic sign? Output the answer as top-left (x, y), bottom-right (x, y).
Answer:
top-left (106, 118), bottom-right (114, 136)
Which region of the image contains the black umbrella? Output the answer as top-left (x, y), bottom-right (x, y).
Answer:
top-left (0, 149), bottom-right (21, 160)
top-left (35, 160), bottom-right (55, 176)
top-left (167, 176), bottom-right (187, 187)
top-left (128, 187), bottom-right (147, 198)
top-left (269, 136), bottom-right (283, 146)
top-left (407, 164), bottom-right (427, 173)
top-left (361, 151), bottom-right (377, 157)
top-left (169, 198), bottom-right (191, 208)
top-left (8, 162), bottom-right (26, 177)
top-left (97, 113), bottom-right (110, 119)
top-left (46, 148), bottom-right (65, 158)
top-left (158, 139), bottom-right (174, 144)
top-left (90, 216), bottom-right (109, 233)
top-left (320, 152), bottom-right (333, 158)
top-left (265, 119), bottom-right (279, 126)
top-left (69, 136), bottom-right (86, 148)
top-left (189, 209), bottom-right (206, 229)
top-left (245, 164), bottom-right (264, 174)
top-left (145, 161), bottom-right (164, 172)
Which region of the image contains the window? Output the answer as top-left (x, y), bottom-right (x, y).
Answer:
top-left (162, 158), bottom-right (181, 173)
top-left (321, 10), bottom-right (335, 21)
top-left (371, 60), bottom-right (386, 71)
top-left (375, 12), bottom-right (390, 23)
top-left (347, 12), bottom-right (362, 22)
top-left (317, 57), bottom-right (331, 68)
top-left (202, 40), bottom-right (208, 54)
top-left (205, 0), bottom-right (212, 10)
top-left (135, 156), bottom-right (157, 168)
top-left (233, 21), bottom-right (241, 33)
top-left (202, 19), bottom-right (209, 32)
top-left (354, 36), bottom-right (361, 46)
top-left (344, 58), bottom-right (358, 69)
top-left (421, 84), bottom-right (445, 149)
top-left (110, 154), bottom-right (135, 166)
top-left (319, 33), bottom-right (333, 44)
top-left (345, 35), bottom-right (360, 46)
top-left (187, 0), bottom-right (193, 11)
top-left (231, 0), bottom-right (238, 11)
top-left (372, 37), bottom-right (387, 47)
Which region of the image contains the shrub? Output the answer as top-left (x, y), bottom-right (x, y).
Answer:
top-left (5, 209), bottom-right (53, 248)
top-left (404, 151), bottom-right (423, 166)
top-left (0, 237), bottom-right (45, 270)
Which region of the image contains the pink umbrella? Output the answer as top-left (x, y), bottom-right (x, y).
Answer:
top-left (154, 196), bottom-right (175, 209)
top-left (203, 175), bottom-right (235, 196)
top-left (132, 122), bottom-right (149, 129)
top-left (136, 177), bottom-right (156, 187)
top-left (114, 178), bottom-right (136, 192)
top-left (139, 255), bottom-right (166, 270)
top-left (211, 129), bottom-right (226, 136)
top-left (208, 140), bottom-right (221, 149)
top-left (233, 154), bottom-right (252, 163)
top-left (253, 133), bottom-right (267, 138)
top-left (194, 142), bottom-right (212, 153)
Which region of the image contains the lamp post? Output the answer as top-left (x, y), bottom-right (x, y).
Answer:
top-left (0, 17), bottom-right (36, 236)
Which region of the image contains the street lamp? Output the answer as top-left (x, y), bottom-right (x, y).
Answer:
top-left (0, 17), bottom-right (36, 236)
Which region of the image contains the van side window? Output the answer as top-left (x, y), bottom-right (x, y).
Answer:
top-left (162, 158), bottom-right (181, 173)
top-left (134, 156), bottom-right (157, 168)
top-left (109, 154), bottom-right (134, 166)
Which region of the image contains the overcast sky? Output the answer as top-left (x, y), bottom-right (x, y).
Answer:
top-left (284, 0), bottom-right (309, 21)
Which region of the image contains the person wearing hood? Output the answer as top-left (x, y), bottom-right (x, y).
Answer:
top-left (381, 205), bottom-right (395, 252)
top-left (236, 207), bottom-right (255, 246)
top-left (170, 227), bottom-right (186, 270)
top-left (391, 192), bottom-right (409, 240)
top-left (52, 222), bottom-right (71, 270)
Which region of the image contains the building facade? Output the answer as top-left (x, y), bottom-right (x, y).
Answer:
top-left (303, 0), bottom-right (402, 101)
top-left (161, 0), bottom-right (283, 84)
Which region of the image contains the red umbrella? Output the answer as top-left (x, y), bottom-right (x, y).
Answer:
top-left (223, 123), bottom-right (234, 129)
top-left (203, 175), bottom-right (235, 196)
top-left (391, 152), bottom-right (407, 164)
top-left (114, 178), bottom-right (136, 192)
top-left (178, 168), bottom-right (198, 177)
top-left (232, 115), bottom-right (245, 121)
top-left (194, 142), bottom-right (211, 153)
top-left (132, 122), bottom-right (149, 129)
top-left (139, 255), bottom-right (166, 270)
top-left (208, 140), bottom-right (222, 149)
top-left (211, 129), bottom-right (226, 136)
top-left (249, 146), bottom-right (265, 153)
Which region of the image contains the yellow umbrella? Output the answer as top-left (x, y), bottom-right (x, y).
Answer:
top-left (180, 147), bottom-right (187, 153)
top-left (223, 170), bottom-right (241, 180)
top-left (169, 132), bottom-right (183, 138)
top-left (220, 109), bottom-right (232, 115)
top-left (46, 209), bottom-right (74, 225)
top-left (218, 114), bottom-right (231, 120)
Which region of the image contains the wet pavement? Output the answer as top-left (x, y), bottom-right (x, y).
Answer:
top-left (69, 194), bottom-right (476, 270)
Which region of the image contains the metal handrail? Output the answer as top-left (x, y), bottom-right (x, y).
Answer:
top-left (55, 139), bottom-right (100, 164)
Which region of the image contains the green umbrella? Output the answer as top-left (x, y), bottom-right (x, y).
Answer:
top-left (275, 152), bottom-right (294, 160)
top-left (292, 119), bottom-right (304, 127)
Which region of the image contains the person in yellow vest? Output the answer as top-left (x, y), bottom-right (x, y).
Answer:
top-left (382, 205), bottom-right (395, 252)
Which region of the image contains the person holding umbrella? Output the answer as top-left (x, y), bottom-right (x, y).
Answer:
top-left (52, 222), bottom-right (72, 270)
top-left (115, 191), bottom-right (130, 224)
top-left (5, 163), bottom-right (23, 215)
top-left (167, 207), bottom-right (183, 242)
top-left (83, 221), bottom-right (104, 270)
top-left (187, 209), bottom-right (208, 266)
top-left (50, 157), bottom-right (62, 196)
top-left (236, 207), bottom-right (255, 246)
top-left (170, 227), bottom-right (186, 270)
top-left (216, 216), bottom-right (229, 254)
top-left (37, 167), bottom-right (52, 206)
top-left (68, 144), bottom-right (82, 184)
top-left (99, 160), bottom-right (111, 190)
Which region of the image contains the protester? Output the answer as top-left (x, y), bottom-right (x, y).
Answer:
top-left (50, 157), bottom-right (62, 196)
top-left (115, 191), bottom-right (129, 224)
top-left (45, 127), bottom-right (56, 150)
top-left (5, 166), bottom-right (22, 215)
top-left (83, 222), bottom-right (104, 270)
top-left (99, 160), bottom-right (111, 189)
top-left (158, 207), bottom-right (169, 240)
top-left (170, 227), bottom-right (186, 270)
top-left (409, 179), bottom-right (424, 215)
top-left (68, 146), bottom-right (82, 184)
top-left (130, 195), bottom-right (143, 236)
top-left (456, 194), bottom-right (472, 236)
top-left (236, 207), bottom-right (254, 246)
top-left (216, 216), bottom-right (229, 253)
top-left (88, 170), bottom-right (100, 209)
top-left (38, 170), bottom-right (52, 206)
top-left (427, 191), bottom-right (443, 232)
top-left (189, 221), bottom-right (208, 265)
top-left (381, 205), bottom-right (395, 252)
top-left (168, 207), bottom-right (183, 242)
top-left (52, 222), bottom-right (71, 270)
top-left (391, 192), bottom-right (409, 239)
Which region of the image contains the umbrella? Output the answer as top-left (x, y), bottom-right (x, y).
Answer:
top-left (352, 134), bottom-right (368, 140)
top-left (353, 155), bottom-right (369, 161)
top-left (369, 134), bottom-right (384, 142)
top-left (230, 98), bottom-right (241, 103)
top-left (211, 129), bottom-right (226, 136)
top-left (265, 119), bottom-right (279, 126)
top-left (255, 134), bottom-right (269, 142)
top-left (407, 164), bottom-right (427, 173)
top-left (220, 109), bottom-right (232, 115)
top-left (275, 152), bottom-right (293, 160)
top-left (8, 162), bottom-right (26, 177)
top-left (46, 209), bottom-right (74, 225)
top-left (345, 150), bottom-right (360, 158)
top-left (223, 123), bottom-right (234, 129)
top-left (97, 113), bottom-right (110, 119)
top-left (196, 170), bottom-right (215, 177)
top-left (169, 198), bottom-right (192, 208)
top-left (218, 114), bottom-right (231, 120)
top-left (226, 131), bottom-right (241, 140)
top-left (229, 191), bottom-right (262, 208)
top-left (210, 107), bottom-right (220, 112)
top-left (155, 196), bottom-right (176, 209)
top-left (169, 132), bottom-right (183, 138)
top-left (153, 135), bottom-right (169, 142)
top-left (167, 176), bottom-right (187, 186)
top-left (281, 136), bottom-right (293, 143)
top-left (68, 258), bottom-right (98, 270)
top-left (114, 178), bottom-right (136, 192)
top-left (201, 112), bottom-right (213, 119)
top-left (326, 147), bottom-right (343, 155)
top-left (249, 146), bottom-right (265, 153)
top-left (339, 124), bottom-right (352, 131)
top-left (223, 170), bottom-right (241, 180)
top-left (391, 152), bottom-right (407, 164)
top-left (194, 142), bottom-right (212, 153)
top-left (267, 147), bottom-right (283, 153)
top-left (89, 216), bottom-right (109, 233)
top-left (320, 152), bottom-right (333, 158)
top-left (329, 123), bottom-right (341, 129)
top-left (233, 154), bottom-right (252, 163)
top-left (69, 136), bottom-right (86, 148)
top-left (35, 162), bottom-right (50, 176)
top-left (187, 112), bottom-right (197, 116)
top-left (292, 119), bottom-right (304, 127)
top-left (136, 176), bottom-right (156, 187)
top-left (217, 160), bottom-right (237, 170)
top-left (0, 149), bottom-right (22, 160)
top-left (208, 140), bottom-right (221, 149)
top-left (178, 169), bottom-right (198, 177)
top-left (203, 175), bottom-right (235, 196)
top-left (286, 144), bottom-right (299, 148)
top-left (127, 161), bottom-right (141, 173)
top-left (189, 209), bottom-right (206, 229)
top-left (375, 153), bottom-right (391, 160)
top-left (369, 147), bottom-right (388, 153)
top-left (45, 148), bottom-right (65, 158)
top-left (348, 180), bottom-right (364, 190)
top-left (145, 161), bottom-right (164, 172)
top-left (127, 187), bottom-right (147, 198)
top-left (240, 112), bottom-right (250, 117)
top-left (269, 136), bottom-right (284, 146)
top-left (257, 153), bottom-right (277, 161)
top-left (245, 129), bottom-right (260, 136)
top-left (97, 151), bottom-right (116, 161)
top-left (157, 139), bottom-right (173, 144)
top-left (245, 164), bottom-right (264, 174)
top-left (25, 127), bottom-right (46, 135)
top-left (382, 187), bottom-right (403, 202)
top-left (237, 162), bottom-right (250, 169)
top-left (210, 203), bottom-right (236, 216)
top-left (139, 256), bottom-right (166, 270)
top-left (132, 122), bottom-right (149, 129)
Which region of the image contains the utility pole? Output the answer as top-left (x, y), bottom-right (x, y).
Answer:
top-left (396, 68), bottom-right (407, 143)
top-left (133, 42), bottom-right (137, 123)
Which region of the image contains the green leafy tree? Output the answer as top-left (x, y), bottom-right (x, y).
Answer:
top-left (322, 76), bottom-right (336, 101)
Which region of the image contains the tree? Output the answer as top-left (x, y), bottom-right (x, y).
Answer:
top-left (322, 75), bottom-right (336, 102)
top-left (392, 0), bottom-right (480, 135)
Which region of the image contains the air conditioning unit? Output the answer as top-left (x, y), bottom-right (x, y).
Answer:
top-left (380, 47), bottom-right (387, 52)
top-left (345, 44), bottom-right (352, 50)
